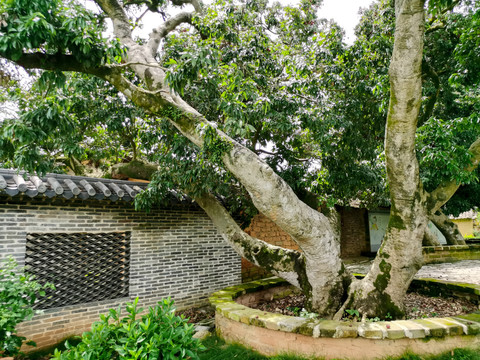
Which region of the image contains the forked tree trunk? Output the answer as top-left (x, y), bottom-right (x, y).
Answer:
top-left (94, 0), bottom-right (480, 320)
top-left (93, 0), bottom-right (351, 319)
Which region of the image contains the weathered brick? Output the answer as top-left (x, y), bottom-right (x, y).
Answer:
top-left (1, 197), bottom-right (241, 350)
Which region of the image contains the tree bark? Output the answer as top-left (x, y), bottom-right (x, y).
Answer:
top-left (429, 211), bottom-right (466, 245)
top-left (338, 0), bottom-right (427, 319)
top-left (423, 226), bottom-right (441, 246)
top-left (194, 192), bottom-right (351, 317)
top-left (78, 0), bottom-right (480, 320)
top-left (91, 1), bottom-right (350, 316)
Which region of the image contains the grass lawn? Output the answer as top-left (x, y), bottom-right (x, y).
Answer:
top-left (199, 335), bottom-right (312, 360)
top-left (200, 335), bottom-right (480, 360)
top-left (22, 334), bottom-right (480, 360)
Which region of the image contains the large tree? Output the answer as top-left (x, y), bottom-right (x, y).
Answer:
top-left (0, 0), bottom-right (479, 319)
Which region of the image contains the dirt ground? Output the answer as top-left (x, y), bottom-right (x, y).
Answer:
top-left (249, 291), bottom-right (478, 320)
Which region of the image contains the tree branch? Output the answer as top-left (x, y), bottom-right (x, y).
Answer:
top-left (12, 52), bottom-right (173, 116)
top-left (427, 0), bottom-right (461, 25)
top-left (425, 22), bottom-right (445, 34)
top-left (11, 52), bottom-right (114, 77)
top-left (420, 60), bottom-right (440, 124)
top-left (6, 0), bottom-right (340, 277)
top-left (147, 11), bottom-right (193, 56)
top-left (255, 148), bottom-right (277, 156)
top-left (12, 51), bottom-right (174, 116)
top-left (428, 137), bottom-right (480, 212)
top-left (107, 61), bottom-right (167, 70)
top-left (94, 0), bottom-right (135, 47)
top-left (14, 53), bottom-right (174, 114)
top-left (429, 210), bottom-right (466, 245)
top-left (194, 191), bottom-right (308, 289)
top-left (171, 0), bottom-right (203, 13)
top-left (134, 8), bottom-right (150, 27)
top-left (425, 0), bottom-right (461, 33)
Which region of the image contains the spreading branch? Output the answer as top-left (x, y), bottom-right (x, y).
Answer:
top-left (194, 191), bottom-right (308, 289)
top-left (428, 137), bottom-right (480, 212)
top-left (94, 0), bottom-right (135, 47)
top-left (146, 0), bottom-right (204, 56)
top-left (425, 0), bottom-right (461, 33)
top-left (8, 52), bottom-right (169, 114)
top-left (11, 52), bottom-right (171, 114)
top-left (11, 52), bottom-right (114, 77)
top-left (5, 0), bottom-right (341, 295)
top-left (147, 11), bottom-right (194, 56)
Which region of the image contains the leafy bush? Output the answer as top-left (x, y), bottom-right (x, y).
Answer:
top-left (54, 297), bottom-right (205, 360)
top-left (464, 231), bottom-right (480, 239)
top-left (0, 256), bottom-right (54, 356)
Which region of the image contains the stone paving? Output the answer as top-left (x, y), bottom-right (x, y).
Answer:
top-left (346, 259), bottom-right (480, 285)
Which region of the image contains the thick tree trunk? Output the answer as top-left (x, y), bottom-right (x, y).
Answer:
top-left (423, 226), bottom-right (441, 246)
top-left (194, 192), bottom-right (351, 317)
top-left (337, 0), bottom-right (427, 320)
top-left (68, 0), bottom-right (480, 321)
top-left (429, 211), bottom-right (466, 245)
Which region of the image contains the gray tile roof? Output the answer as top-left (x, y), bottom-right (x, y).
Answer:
top-left (0, 169), bottom-right (149, 202)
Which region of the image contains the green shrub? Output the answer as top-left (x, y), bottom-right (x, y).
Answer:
top-left (53, 297), bottom-right (205, 360)
top-left (0, 256), bottom-right (54, 357)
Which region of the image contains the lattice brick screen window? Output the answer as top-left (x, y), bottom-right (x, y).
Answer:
top-left (25, 232), bottom-right (131, 309)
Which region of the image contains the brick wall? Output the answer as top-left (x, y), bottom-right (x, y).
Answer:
top-left (0, 197), bottom-right (241, 349)
top-left (241, 208), bottom-right (369, 281)
top-left (242, 213), bottom-right (299, 282)
top-left (423, 245), bottom-right (480, 263)
top-left (339, 207), bottom-right (369, 258)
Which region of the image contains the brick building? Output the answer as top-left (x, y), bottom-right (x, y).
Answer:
top-left (0, 169), bottom-right (240, 349)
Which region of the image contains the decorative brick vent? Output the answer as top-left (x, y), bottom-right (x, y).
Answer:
top-left (25, 232), bottom-right (131, 309)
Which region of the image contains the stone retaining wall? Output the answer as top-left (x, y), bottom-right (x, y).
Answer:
top-left (423, 245), bottom-right (480, 264)
top-left (210, 278), bottom-right (480, 359)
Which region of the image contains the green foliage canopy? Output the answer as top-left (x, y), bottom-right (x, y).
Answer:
top-left (0, 0), bottom-right (479, 216)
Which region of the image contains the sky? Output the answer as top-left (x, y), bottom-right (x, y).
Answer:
top-left (318, 0), bottom-right (375, 43)
top-left (134, 0), bottom-right (376, 45)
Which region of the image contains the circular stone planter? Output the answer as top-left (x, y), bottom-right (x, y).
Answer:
top-left (209, 277), bottom-right (480, 360)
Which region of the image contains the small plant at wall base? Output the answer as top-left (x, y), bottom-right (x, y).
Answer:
top-left (0, 257), bottom-right (54, 357)
top-left (344, 309), bottom-right (360, 321)
top-left (54, 297), bottom-right (205, 360)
